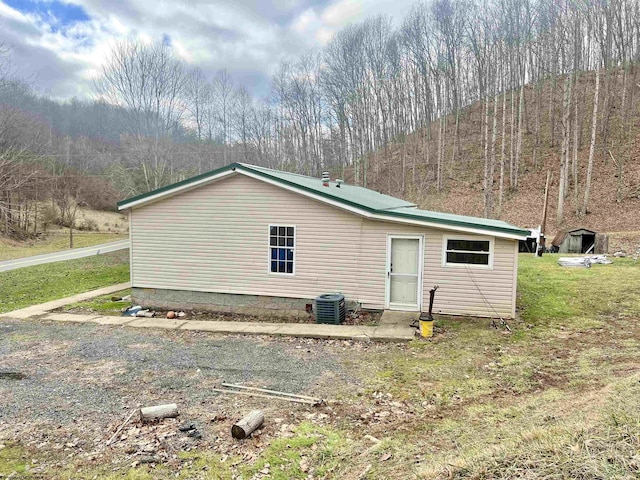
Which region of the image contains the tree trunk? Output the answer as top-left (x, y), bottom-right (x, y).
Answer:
top-left (486, 74), bottom-right (499, 219)
top-left (483, 93), bottom-right (490, 216)
top-left (582, 67), bottom-right (600, 215)
top-left (549, 65), bottom-right (557, 148)
top-left (557, 74), bottom-right (573, 225)
top-left (533, 78), bottom-right (542, 168)
top-left (617, 65), bottom-right (632, 203)
top-left (572, 74), bottom-right (580, 214)
top-left (499, 80), bottom-right (507, 213)
top-left (509, 86), bottom-right (516, 189)
top-left (514, 79), bottom-right (525, 191)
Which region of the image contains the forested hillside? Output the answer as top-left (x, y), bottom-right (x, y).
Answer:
top-left (365, 68), bottom-right (640, 239)
top-left (1, 0), bottom-right (639, 244)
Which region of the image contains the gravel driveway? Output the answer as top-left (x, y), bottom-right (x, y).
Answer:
top-left (0, 317), bottom-right (358, 475)
top-left (0, 319), bottom-right (348, 424)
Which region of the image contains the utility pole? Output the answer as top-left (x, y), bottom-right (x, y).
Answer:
top-left (538, 170), bottom-right (552, 256)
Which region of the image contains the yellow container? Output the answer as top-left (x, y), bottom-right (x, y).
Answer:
top-left (419, 319), bottom-right (434, 338)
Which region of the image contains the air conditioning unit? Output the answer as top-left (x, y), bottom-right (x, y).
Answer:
top-left (314, 293), bottom-right (346, 324)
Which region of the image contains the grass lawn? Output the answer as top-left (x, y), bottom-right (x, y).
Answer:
top-left (0, 233), bottom-right (126, 261)
top-left (64, 289), bottom-right (131, 315)
top-left (1, 253), bottom-right (639, 479)
top-left (0, 250), bottom-right (129, 313)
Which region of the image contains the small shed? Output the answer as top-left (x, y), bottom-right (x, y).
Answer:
top-left (551, 228), bottom-right (606, 254)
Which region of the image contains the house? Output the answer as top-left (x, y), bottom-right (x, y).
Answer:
top-left (551, 227), bottom-right (607, 254)
top-left (117, 163), bottom-right (528, 319)
top-left (518, 227), bottom-right (544, 254)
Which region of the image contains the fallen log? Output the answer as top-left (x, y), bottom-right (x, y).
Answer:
top-left (140, 403), bottom-right (179, 422)
top-left (231, 410), bottom-right (264, 439)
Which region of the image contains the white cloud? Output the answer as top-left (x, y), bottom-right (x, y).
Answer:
top-left (321, 0), bottom-right (363, 26)
top-left (1, 0), bottom-right (417, 99)
top-left (292, 8), bottom-right (319, 35)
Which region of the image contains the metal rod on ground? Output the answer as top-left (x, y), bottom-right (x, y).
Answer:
top-left (221, 383), bottom-right (322, 403)
top-left (106, 408), bottom-right (140, 446)
top-left (211, 388), bottom-right (318, 405)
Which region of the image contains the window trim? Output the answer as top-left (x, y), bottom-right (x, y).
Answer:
top-left (442, 234), bottom-right (494, 269)
top-left (267, 224), bottom-right (296, 276)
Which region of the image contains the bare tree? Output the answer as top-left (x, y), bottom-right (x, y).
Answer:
top-left (212, 69), bottom-right (236, 164)
top-left (95, 40), bottom-right (187, 192)
top-left (581, 63), bottom-right (600, 216)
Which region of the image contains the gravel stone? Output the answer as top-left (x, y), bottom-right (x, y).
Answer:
top-left (0, 319), bottom-right (349, 426)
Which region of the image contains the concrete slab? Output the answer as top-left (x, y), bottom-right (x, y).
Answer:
top-left (93, 316), bottom-right (136, 326)
top-left (236, 323), bottom-right (284, 335)
top-left (371, 325), bottom-right (416, 342)
top-left (0, 308), bottom-right (47, 319)
top-left (45, 313), bottom-right (101, 323)
top-left (127, 318), bottom-right (187, 330)
top-left (180, 320), bottom-right (253, 333)
top-left (379, 310), bottom-right (420, 326)
top-left (271, 323), bottom-right (374, 340)
top-left (0, 281), bottom-right (415, 342)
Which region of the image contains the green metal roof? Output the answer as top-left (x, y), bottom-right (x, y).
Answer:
top-left (388, 206), bottom-right (529, 236)
top-left (118, 162), bottom-right (528, 238)
top-left (245, 164), bottom-right (417, 211)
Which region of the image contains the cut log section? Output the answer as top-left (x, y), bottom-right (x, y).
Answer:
top-left (0, 372), bottom-right (26, 380)
top-left (231, 410), bottom-right (264, 439)
top-left (140, 403), bottom-right (179, 422)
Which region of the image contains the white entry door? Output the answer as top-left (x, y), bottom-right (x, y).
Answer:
top-left (387, 236), bottom-right (422, 310)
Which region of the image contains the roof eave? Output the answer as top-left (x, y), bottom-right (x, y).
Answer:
top-left (371, 211), bottom-right (528, 240)
top-left (117, 163), bottom-right (240, 210)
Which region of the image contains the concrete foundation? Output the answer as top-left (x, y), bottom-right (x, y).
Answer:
top-left (132, 287), bottom-right (315, 318)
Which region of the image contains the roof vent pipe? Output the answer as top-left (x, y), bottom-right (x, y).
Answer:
top-left (321, 171), bottom-right (330, 187)
top-left (336, 179), bottom-right (343, 188)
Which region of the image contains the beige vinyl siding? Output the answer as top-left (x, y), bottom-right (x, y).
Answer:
top-left (358, 221), bottom-right (516, 317)
top-left (131, 174), bottom-right (365, 301)
top-left (130, 173), bottom-right (518, 318)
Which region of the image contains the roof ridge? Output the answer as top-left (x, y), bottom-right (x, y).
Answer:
top-left (239, 163), bottom-right (332, 182)
top-left (241, 163), bottom-right (414, 199)
top-left (119, 162), bottom-right (528, 238)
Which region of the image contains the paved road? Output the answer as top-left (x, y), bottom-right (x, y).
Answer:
top-left (0, 239), bottom-right (130, 272)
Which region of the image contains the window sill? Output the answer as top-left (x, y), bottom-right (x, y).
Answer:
top-left (443, 262), bottom-right (492, 270)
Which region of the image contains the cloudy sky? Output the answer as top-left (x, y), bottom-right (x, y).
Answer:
top-left (0, 0), bottom-right (416, 100)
